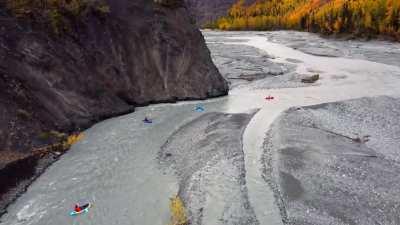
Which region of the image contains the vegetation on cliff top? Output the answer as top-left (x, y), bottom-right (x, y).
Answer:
top-left (208, 0), bottom-right (400, 40)
top-left (5, 0), bottom-right (110, 34)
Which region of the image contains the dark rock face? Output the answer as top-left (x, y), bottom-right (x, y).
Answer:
top-left (0, 0), bottom-right (228, 155)
top-left (154, 0), bottom-right (185, 8)
top-left (185, 0), bottom-right (255, 26)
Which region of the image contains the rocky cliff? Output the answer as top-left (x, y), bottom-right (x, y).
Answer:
top-left (0, 0), bottom-right (228, 157)
top-left (185, 0), bottom-right (255, 26)
top-left (0, 0), bottom-right (228, 210)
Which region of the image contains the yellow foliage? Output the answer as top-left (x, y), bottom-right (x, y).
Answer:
top-left (32, 132), bottom-right (83, 156)
top-left (169, 196), bottom-right (188, 225)
top-left (213, 0), bottom-right (400, 40)
top-left (63, 133), bottom-right (84, 149)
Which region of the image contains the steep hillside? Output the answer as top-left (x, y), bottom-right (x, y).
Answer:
top-left (0, 0), bottom-right (227, 155)
top-left (214, 0), bottom-right (400, 40)
top-left (0, 0), bottom-right (228, 210)
top-left (185, 0), bottom-right (238, 26)
top-left (185, 0), bottom-right (255, 26)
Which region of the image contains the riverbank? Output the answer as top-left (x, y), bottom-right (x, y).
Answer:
top-left (0, 153), bottom-right (56, 216)
top-left (0, 94), bottom-right (230, 217)
top-left (2, 31), bottom-right (400, 225)
top-left (0, 0), bottom-right (228, 215)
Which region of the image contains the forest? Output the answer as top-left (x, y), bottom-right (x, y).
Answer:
top-left (209, 0), bottom-right (400, 40)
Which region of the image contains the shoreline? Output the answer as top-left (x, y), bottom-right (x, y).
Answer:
top-left (0, 154), bottom-right (56, 218)
top-left (202, 28), bottom-right (400, 43)
top-left (0, 92), bottom-right (229, 219)
top-left (2, 30), bottom-right (400, 224)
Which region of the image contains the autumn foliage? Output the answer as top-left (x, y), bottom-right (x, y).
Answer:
top-left (169, 196), bottom-right (189, 225)
top-left (210, 0), bottom-right (400, 40)
top-left (63, 133), bottom-right (84, 149)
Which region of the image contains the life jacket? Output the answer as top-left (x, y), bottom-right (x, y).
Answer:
top-left (75, 205), bottom-right (82, 212)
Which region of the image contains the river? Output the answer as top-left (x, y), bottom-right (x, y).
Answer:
top-left (1, 31), bottom-right (400, 225)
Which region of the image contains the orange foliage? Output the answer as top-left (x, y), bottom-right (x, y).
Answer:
top-left (212, 0), bottom-right (400, 40)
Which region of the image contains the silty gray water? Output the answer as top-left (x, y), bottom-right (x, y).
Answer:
top-left (2, 31), bottom-right (400, 225)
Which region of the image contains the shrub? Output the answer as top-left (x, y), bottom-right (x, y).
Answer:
top-left (16, 109), bottom-right (31, 120)
top-left (38, 130), bottom-right (66, 140)
top-left (63, 133), bottom-right (84, 149)
top-left (169, 196), bottom-right (189, 225)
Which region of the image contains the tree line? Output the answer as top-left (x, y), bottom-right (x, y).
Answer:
top-left (207, 0), bottom-right (400, 40)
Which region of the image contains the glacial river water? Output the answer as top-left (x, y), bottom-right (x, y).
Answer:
top-left (1, 31), bottom-right (400, 225)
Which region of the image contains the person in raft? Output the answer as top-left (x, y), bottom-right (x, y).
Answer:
top-left (143, 117), bottom-right (152, 123)
top-left (74, 204), bottom-right (82, 213)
